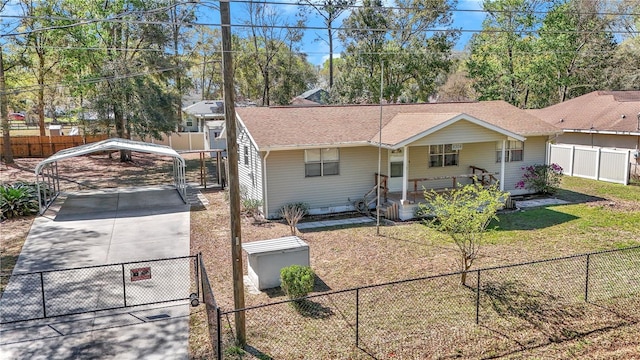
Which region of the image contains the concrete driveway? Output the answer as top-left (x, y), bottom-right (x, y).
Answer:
top-left (0, 186), bottom-right (192, 359)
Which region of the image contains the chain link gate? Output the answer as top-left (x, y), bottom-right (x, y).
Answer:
top-left (0, 255), bottom-right (200, 324)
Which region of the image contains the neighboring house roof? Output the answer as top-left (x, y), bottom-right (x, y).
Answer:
top-left (290, 88), bottom-right (329, 106)
top-left (235, 101), bottom-right (559, 151)
top-left (528, 91), bottom-right (640, 133)
top-left (182, 100), bottom-right (225, 119)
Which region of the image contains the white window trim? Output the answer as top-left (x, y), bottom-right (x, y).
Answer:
top-left (304, 148), bottom-right (340, 177)
top-left (428, 144), bottom-right (459, 168)
top-left (496, 140), bottom-right (524, 163)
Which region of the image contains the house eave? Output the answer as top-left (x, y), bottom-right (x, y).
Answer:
top-left (260, 141), bottom-right (371, 152)
top-left (563, 129), bottom-right (640, 136)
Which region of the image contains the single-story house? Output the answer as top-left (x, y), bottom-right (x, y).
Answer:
top-left (233, 101), bottom-right (560, 220)
top-left (528, 91), bottom-right (640, 180)
top-left (182, 100), bottom-right (226, 150)
top-left (528, 91), bottom-right (640, 152)
top-left (182, 100), bottom-right (225, 132)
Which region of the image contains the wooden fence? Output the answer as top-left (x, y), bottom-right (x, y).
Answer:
top-left (0, 135), bottom-right (108, 158)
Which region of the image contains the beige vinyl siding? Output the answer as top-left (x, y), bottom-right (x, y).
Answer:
top-left (405, 136), bottom-right (549, 192)
top-left (265, 146), bottom-right (380, 218)
top-left (410, 120), bottom-right (506, 146)
top-left (237, 126), bottom-right (263, 206)
top-left (503, 136), bottom-right (548, 191)
top-left (558, 133), bottom-right (640, 150)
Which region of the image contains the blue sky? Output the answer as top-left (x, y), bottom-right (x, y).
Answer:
top-left (224, 0), bottom-right (487, 66)
top-left (1, 0), bottom-right (487, 66)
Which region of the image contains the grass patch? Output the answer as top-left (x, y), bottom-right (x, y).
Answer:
top-left (192, 176), bottom-right (640, 359)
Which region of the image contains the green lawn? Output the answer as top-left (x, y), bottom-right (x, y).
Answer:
top-left (193, 176), bottom-right (640, 359)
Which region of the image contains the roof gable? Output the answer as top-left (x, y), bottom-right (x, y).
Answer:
top-left (372, 112), bottom-right (526, 148)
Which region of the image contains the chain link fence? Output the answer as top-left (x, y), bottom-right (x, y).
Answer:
top-left (210, 246), bottom-right (639, 359)
top-left (0, 255), bottom-right (198, 324)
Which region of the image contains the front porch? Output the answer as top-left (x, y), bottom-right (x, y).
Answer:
top-left (364, 167), bottom-right (500, 221)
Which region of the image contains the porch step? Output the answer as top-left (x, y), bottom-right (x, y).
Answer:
top-left (377, 202), bottom-right (400, 221)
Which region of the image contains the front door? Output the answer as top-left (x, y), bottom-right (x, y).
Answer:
top-left (388, 149), bottom-right (404, 192)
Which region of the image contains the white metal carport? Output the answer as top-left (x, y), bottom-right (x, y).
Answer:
top-left (34, 138), bottom-right (187, 214)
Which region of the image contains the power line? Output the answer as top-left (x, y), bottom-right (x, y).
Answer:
top-left (2, 15), bottom-right (637, 38)
top-left (1, 0), bottom-right (638, 38)
top-left (227, 0), bottom-right (640, 17)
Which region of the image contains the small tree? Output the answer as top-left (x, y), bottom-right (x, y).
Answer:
top-left (280, 202), bottom-right (309, 236)
top-left (419, 181), bottom-right (506, 285)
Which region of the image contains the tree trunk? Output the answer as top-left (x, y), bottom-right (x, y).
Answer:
top-left (0, 47), bottom-right (14, 164)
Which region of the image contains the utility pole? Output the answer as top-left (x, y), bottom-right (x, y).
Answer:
top-left (220, 0), bottom-right (246, 346)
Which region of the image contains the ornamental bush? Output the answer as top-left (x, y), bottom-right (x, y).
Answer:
top-left (0, 182), bottom-right (41, 220)
top-left (516, 163), bottom-right (563, 195)
top-left (280, 265), bottom-right (315, 302)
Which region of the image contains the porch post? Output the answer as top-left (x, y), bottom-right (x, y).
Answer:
top-left (500, 139), bottom-right (506, 191)
top-left (402, 146), bottom-right (409, 201)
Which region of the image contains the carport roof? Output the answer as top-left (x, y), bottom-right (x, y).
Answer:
top-left (35, 138), bottom-right (184, 175)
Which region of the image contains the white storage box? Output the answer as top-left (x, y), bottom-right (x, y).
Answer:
top-left (242, 236), bottom-right (310, 290)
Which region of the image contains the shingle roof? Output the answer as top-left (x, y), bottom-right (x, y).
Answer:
top-left (236, 100), bottom-right (559, 150)
top-left (528, 91), bottom-right (640, 132)
top-left (182, 100), bottom-right (225, 117)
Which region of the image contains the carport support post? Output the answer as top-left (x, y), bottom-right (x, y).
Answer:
top-left (220, 0), bottom-right (246, 346)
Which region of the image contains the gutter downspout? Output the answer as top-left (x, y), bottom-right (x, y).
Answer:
top-left (262, 150), bottom-right (270, 218)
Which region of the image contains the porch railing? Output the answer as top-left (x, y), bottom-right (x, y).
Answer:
top-left (408, 167), bottom-right (499, 201)
top-left (470, 166), bottom-right (499, 186)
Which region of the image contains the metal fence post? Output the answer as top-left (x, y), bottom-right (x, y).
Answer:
top-left (355, 288), bottom-right (360, 348)
top-left (475, 270), bottom-right (481, 325)
top-left (216, 307), bottom-right (222, 360)
top-left (40, 272), bottom-right (47, 318)
top-left (585, 254), bottom-right (591, 302)
top-left (195, 255), bottom-right (201, 300)
top-left (122, 264), bottom-right (127, 307)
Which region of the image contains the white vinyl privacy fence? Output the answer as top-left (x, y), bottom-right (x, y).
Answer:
top-left (548, 144), bottom-right (631, 185)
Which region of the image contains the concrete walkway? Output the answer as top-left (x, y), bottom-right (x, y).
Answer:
top-left (516, 197), bottom-right (569, 208)
top-left (0, 186), bottom-right (191, 359)
top-left (297, 216), bottom-right (374, 230)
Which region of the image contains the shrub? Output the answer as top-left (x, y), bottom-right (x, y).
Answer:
top-left (0, 182), bottom-right (41, 220)
top-left (280, 265), bottom-right (315, 301)
top-left (241, 198), bottom-right (263, 217)
top-left (280, 202), bottom-right (309, 235)
top-left (516, 163), bottom-right (563, 195)
top-left (280, 202), bottom-right (309, 217)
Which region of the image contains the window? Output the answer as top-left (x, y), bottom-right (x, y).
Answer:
top-left (305, 148), bottom-right (339, 177)
top-left (186, 121), bottom-right (193, 127)
top-left (390, 162), bottom-right (403, 177)
top-left (496, 140), bottom-right (524, 162)
top-left (429, 144), bottom-right (459, 167)
top-left (244, 146), bottom-right (249, 166)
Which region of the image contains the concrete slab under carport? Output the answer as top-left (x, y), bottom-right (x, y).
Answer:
top-left (0, 186), bottom-right (191, 359)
